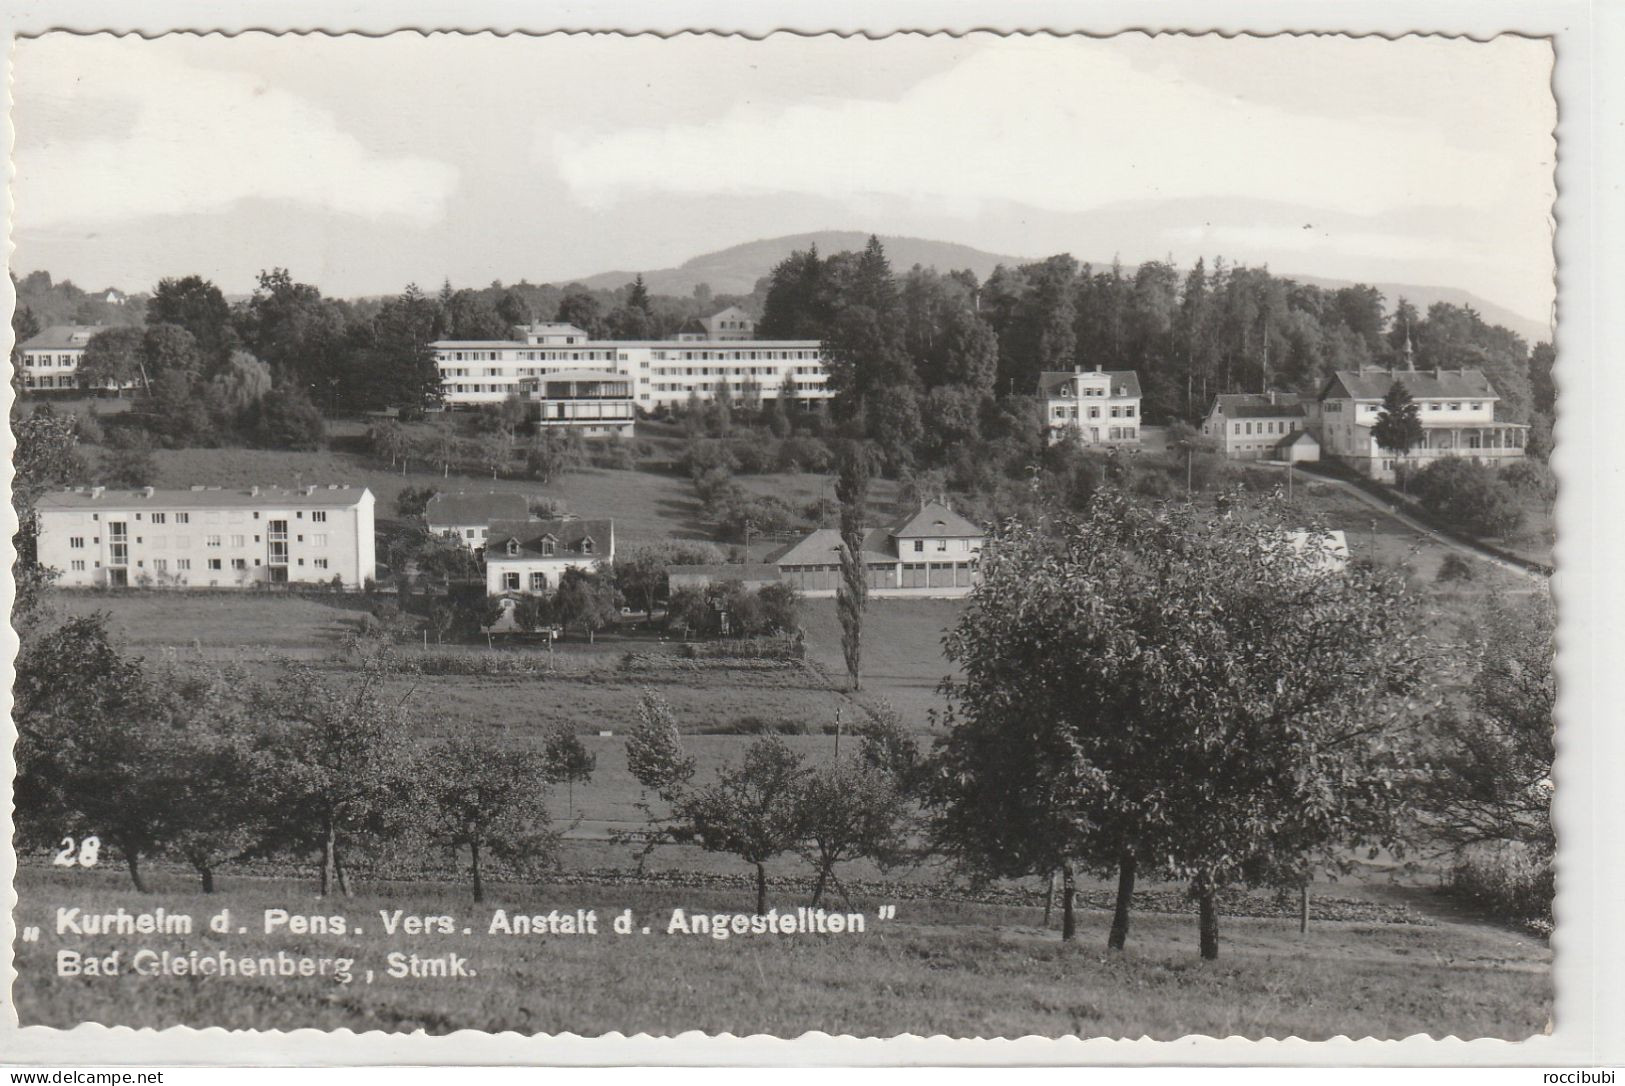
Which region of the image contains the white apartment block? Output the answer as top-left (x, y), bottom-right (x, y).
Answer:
top-left (1040, 366), bottom-right (1143, 446)
top-left (434, 315), bottom-right (829, 416)
top-left (16, 324), bottom-right (139, 393)
top-left (34, 484), bottom-right (376, 589)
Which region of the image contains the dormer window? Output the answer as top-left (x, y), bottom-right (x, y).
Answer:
top-left (506, 539), bottom-right (519, 557)
top-left (581, 538), bottom-right (594, 555)
top-left (541, 537), bottom-right (556, 556)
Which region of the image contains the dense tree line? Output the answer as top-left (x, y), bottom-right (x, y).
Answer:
top-left (758, 237), bottom-right (1552, 474)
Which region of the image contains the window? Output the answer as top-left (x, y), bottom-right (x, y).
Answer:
top-left (153, 559), bottom-right (168, 572)
top-left (541, 539), bottom-right (555, 557)
top-left (151, 513), bottom-right (166, 524)
top-left (529, 572), bottom-right (547, 592)
top-left (175, 513), bottom-right (189, 524)
top-left (312, 533), bottom-right (328, 547)
top-left (937, 539), bottom-right (948, 552)
top-left (69, 536), bottom-right (84, 549)
top-left (503, 572), bottom-right (521, 591)
top-left (176, 559), bottom-right (191, 571)
top-left (913, 540), bottom-right (924, 553)
top-left (314, 558), bottom-right (329, 570)
top-left (312, 511), bottom-right (327, 523)
top-left (206, 534), bottom-right (222, 547)
top-left (582, 539), bottom-right (594, 555)
top-left (231, 558), bottom-right (246, 570)
top-left (208, 558), bottom-right (222, 570)
top-left (466, 528), bottom-right (477, 539)
top-left (231, 535), bottom-right (246, 547)
top-left (70, 560), bottom-right (85, 572)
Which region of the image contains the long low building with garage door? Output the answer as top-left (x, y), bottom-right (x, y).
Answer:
top-left (770, 501), bottom-right (985, 597)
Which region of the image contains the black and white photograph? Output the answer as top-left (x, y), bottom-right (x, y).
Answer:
top-left (2, 7), bottom-right (1618, 1070)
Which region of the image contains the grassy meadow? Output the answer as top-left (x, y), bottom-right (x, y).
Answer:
top-left (23, 423), bottom-right (1555, 1037)
top-left (13, 868), bottom-right (1551, 1038)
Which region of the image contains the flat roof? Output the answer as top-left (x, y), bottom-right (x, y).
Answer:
top-left (36, 484), bottom-right (371, 510)
top-left (433, 338), bottom-right (821, 350)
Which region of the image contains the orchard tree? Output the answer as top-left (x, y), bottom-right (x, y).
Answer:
top-left (933, 487), bottom-right (1429, 956)
top-left (415, 736), bottom-right (557, 902)
top-left (1415, 589), bottom-right (1554, 858)
top-left (13, 615), bottom-right (182, 891)
top-left (543, 723), bottom-right (597, 814)
top-left (254, 666), bottom-right (414, 896)
top-left (798, 758), bottom-right (911, 907)
top-left (669, 737), bottom-right (810, 914)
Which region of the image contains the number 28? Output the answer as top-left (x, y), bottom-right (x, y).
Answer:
top-left (54, 836), bottom-right (100, 868)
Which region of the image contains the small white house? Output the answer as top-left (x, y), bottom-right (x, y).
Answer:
top-left (483, 517), bottom-right (614, 595)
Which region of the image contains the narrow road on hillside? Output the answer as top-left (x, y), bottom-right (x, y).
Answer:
top-left (1301, 471), bottom-right (1546, 583)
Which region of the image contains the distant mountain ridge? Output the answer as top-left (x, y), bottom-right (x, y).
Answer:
top-left (567, 230), bottom-right (1551, 348)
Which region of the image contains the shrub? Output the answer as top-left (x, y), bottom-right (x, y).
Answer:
top-left (1501, 459), bottom-right (1557, 504)
top-left (1436, 553), bottom-right (1476, 583)
top-left (679, 438), bottom-right (739, 479)
top-left (729, 435), bottom-right (780, 475)
top-left (776, 435), bottom-right (834, 474)
top-left (1411, 458), bottom-right (1525, 538)
top-left (1446, 841), bottom-right (1553, 931)
top-left (587, 436), bottom-right (637, 470)
top-left (801, 496), bottom-right (839, 526)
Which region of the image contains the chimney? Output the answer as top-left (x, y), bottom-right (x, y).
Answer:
top-left (250, 485), bottom-right (260, 498)
top-left (1268, 389), bottom-right (1276, 406)
top-left (142, 486), bottom-right (155, 498)
top-left (90, 486), bottom-right (105, 500)
top-left (1074, 364), bottom-right (1084, 375)
top-left (1095, 364), bottom-right (1102, 373)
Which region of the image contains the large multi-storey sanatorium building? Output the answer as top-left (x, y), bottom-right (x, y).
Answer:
top-left (433, 316), bottom-right (829, 425)
top-left (33, 484), bottom-right (376, 589)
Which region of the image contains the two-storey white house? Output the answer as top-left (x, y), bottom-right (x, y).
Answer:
top-left (677, 304), bottom-right (755, 341)
top-left (424, 491), bottom-right (534, 551)
top-left (772, 501), bottom-right (985, 596)
top-left (16, 324), bottom-right (140, 393)
top-left (483, 517), bottom-right (614, 595)
top-left (434, 309), bottom-right (829, 417)
top-left (1200, 391), bottom-right (1320, 461)
top-left (1315, 367), bottom-right (1527, 481)
top-left (1040, 366), bottom-right (1143, 447)
top-left (34, 484), bottom-right (376, 589)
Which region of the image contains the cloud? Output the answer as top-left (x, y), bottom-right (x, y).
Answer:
top-left (14, 37), bottom-right (459, 229)
top-left (547, 38), bottom-right (1518, 221)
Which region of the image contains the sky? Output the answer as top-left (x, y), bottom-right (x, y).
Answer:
top-left (10, 31), bottom-right (1556, 326)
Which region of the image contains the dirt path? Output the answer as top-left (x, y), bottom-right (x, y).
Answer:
top-left (1302, 471), bottom-right (1546, 583)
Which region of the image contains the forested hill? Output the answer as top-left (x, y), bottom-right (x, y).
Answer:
top-left (565, 231), bottom-right (1550, 348)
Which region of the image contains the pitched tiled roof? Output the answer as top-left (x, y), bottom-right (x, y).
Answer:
top-left (20, 324), bottom-right (109, 351)
top-left (424, 491), bottom-right (532, 528)
top-left (888, 500), bottom-right (983, 539)
top-left (1322, 368), bottom-right (1499, 401)
top-left (1210, 392), bottom-right (1306, 420)
top-left (1274, 430), bottom-right (1319, 452)
top-left (771, 527), bottom-right (898, 568)
top-left (1039, 369), bottom-right (1142, 398)
top-left (485, 518), bottom-right (613, 560)
top-left (36, 484), bottom-right (370, 510)
top-left (666, 563), bottom-right (782, 583)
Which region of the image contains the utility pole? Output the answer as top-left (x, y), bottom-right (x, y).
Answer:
top-left (833, 706), bottom-right (841, 762)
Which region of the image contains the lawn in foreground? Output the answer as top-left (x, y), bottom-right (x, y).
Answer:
top-left (14, 869), bottom-right (1549, 1039)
